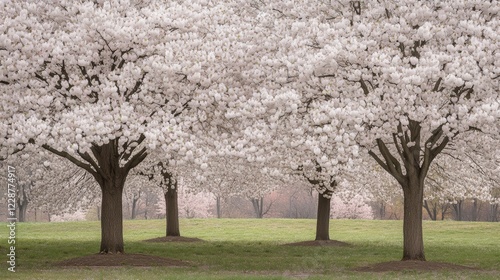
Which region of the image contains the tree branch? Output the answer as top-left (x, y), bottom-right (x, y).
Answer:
top-left (359, 78), bottom-right (370, 95)
top-left (372, 139), bottom-right (407, 187)
top-left (124, 147), bottom-right (148, 171)
top-left (42, 144), bottom-right (98, 179)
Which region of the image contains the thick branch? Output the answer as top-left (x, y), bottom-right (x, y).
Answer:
top-left (432, 77), bottom-right (443, 92)
top-left (359, 78), bottom-right (370, 95)
top-left (421, 128), bottom-right (449, 181)
top-left (121, 134), bottom-right (146, 162)
top-left (392, 132), bottom-right (406, 165)
top-left (77, 151), bottom-right (101, 177)
top-left (42, 144), bottom-right (98, 179)
top-left (124, 147), bottom-right (148, 171)
top-left (377, 139), bottom-right (403, 175)
top-left (372, 139), bottom-right (408, 187)
top-left (368, 150), bottom-right (406, 186)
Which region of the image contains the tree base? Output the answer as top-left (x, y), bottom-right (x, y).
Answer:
top-left (144, 236), bottom-right (203, 243)
top-left (402, 256), bottom-right (426, 261)
top-left (99, 251), bottom-right (124, 255)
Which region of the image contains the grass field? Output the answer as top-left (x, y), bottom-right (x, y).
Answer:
top-left (1, 219), bottom-right (499, 279)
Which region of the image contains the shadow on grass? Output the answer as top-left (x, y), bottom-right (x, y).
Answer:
top-left (12, 237), bottom-right (499, 276)
top-left (353, 260), bottom-right (479, 272)
top-left (283, 240), bottom-right (351, 247)
top-left (144, 236), bottom-right (204, 243)
top-left (55, 253), bottom-right (192, 267)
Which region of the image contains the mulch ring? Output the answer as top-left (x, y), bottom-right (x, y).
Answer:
top-left (283, 240), bottom-right (350, 247)
top-left (56, 253), bottom-right (191, 267)
top-left (144, 236), bottom-right (204, 243)
top-left (354, 260), bottom-right (478, 272)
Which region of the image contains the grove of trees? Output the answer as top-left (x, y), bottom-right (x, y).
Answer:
top-left (1, 0), bottom-right (498, 263)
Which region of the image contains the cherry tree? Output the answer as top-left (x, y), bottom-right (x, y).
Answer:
top-left (0, 148), bottom-right (98, 222)
top-left (155, 182), bottom-right (214, 219)
top-left (0, 0), bottom-right (250, 253)
top-left (423, 153), bottom-right (492, 221)
top-left (0, 150), bottom-right (41, 222)
top-left (133, 151), bottom-right (212, 237)
top-left (193, 156), bottom-right (285, 218)
top-left (356, 160), bottom-right (403, 220)
top-left (51, 209), bottom-right (87, 222)
top-left (123, 173), bottom-right (158, 220)
top-left (31, 157), bottom-right (99, 220)
top-left (193, 158), bottom-right (241, 218)
top-left (0, 151), bottom-right (41, 222)
top-left (233, 1), bottom-right (365, 240)
top-left (184, 0), bottom-right (364, 239)
top-left (248, 0), bottom-right (499, 259)
top-left (306, 1), bottom-right (499, 260)
top-left (330, 194), bottom-right (373, 220)
top-left (135, 160), bottom-right (185, 236)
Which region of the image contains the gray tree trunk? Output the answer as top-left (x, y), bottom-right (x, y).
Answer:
top-left (251, 197), bottom-right (264, 218)
top-left (100, 182), bottom-right (125, 253)
top-left (216, 196), bottom-right (222, 218)
top-left (165, 179), bottom-right (180, 236)
top-left (423, 200), bottom-right (437, 221)
top-left (315, 194), bottom-right (331, 241)
top-left (402, 178), bottom-right (425, 260)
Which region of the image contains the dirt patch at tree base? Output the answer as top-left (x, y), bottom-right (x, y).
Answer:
top-left (284, 240), bottom-right (350, 247)
top-left (56, 253), bottom-right (191, 267)
top-left (144, 236), bottom-right (204, 243)
top-left (354, 260), bottom-right (478, 272)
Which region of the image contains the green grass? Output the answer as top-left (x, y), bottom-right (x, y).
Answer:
top-left (1, 219), bottom-right (499, 279)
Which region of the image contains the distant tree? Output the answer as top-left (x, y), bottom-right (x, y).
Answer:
top-left (156, 182), bottom-right (214, 219)
top-left (330, 194), bottom-right (374, 220)
top-left (51, 209), bottom-right (87, 222)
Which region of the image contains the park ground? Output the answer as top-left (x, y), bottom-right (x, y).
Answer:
top-left (1, 219), bottom-right (499, 279)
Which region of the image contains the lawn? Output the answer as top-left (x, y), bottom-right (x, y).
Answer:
top-left (1, 219), bottom-right (499, 279)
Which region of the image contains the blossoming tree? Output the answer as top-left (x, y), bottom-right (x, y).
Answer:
top-left (247, 0), bottom-right (499, 259)
top-left (231, 0), bottom-right (365, 240)
top-left (304, 0), bottom-right (499, 260)
top-left (0, 0), bottom-right (246, 253)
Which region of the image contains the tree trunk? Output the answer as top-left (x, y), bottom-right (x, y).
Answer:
top-left (379, 201), bottom-right (386, 220)
top-left (471, 198), bottom-right (478, 221)
top-left (453, 200), bottom-right (463, 221)
top-left (17, 199), bottom-right (28, 222)
top-left (288, 195), bottom-right (295, 218)
top-left (18, 202), bottom-right (27, 222)
top-left (131, 194), bottom-right (139, 220)
top-left (440, 203), bottom-right (449, 220)
top-left (401, 180), bottom-right (425, 261)
top-left (100, 181), bottom-right (125, 254)
top-left (251, 198), bottom-right (263, 218)
top-left (490, 204), bottom-right (498, 222)
top-left (216, 196), bottom-right (222, 218)
top-left (165, 182), bottom-right (180, 237)
top-left (315, 193), bottom-right (331, 241)
top-left (423, 200), bottom-right (437, 221)
top-left (16, 186), bottom-right (29, 222)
